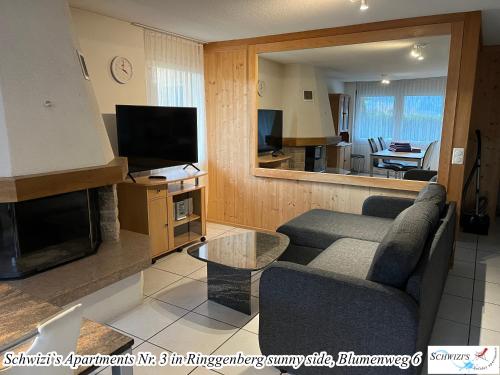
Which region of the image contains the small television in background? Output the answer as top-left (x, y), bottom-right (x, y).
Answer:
top-left (116, 105), bottom-right (198, 173)
top-left (258, 109), bottom-right (283, 154)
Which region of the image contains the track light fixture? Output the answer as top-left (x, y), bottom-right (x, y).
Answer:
top-left (381, 74), bottom-right (390, 85)
top-left (411, 44), bottom-right (426, 61)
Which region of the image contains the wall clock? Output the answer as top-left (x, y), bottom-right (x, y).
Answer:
top-left (110, 56), bottom-right (133, 84)
top-left (257, 80), bottom-right (266, 97)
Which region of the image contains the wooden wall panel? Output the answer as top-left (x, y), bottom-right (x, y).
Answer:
top-left (204, 12), bottom-right (481, 231)
top-left (466, 46), bottom-right (500, 221)
top-left (205, 47), bottom-right (416, 231)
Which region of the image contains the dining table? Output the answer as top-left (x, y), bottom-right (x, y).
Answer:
top-left (369, 149), bottom-right (426, 177)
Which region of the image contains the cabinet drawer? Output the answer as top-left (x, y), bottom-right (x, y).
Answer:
top-left (147, 187), bottom-right (167, 200)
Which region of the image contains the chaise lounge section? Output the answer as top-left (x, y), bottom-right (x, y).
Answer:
top-left (259, 184), bottom-right (455, 375)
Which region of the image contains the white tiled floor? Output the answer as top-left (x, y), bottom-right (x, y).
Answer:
top-left (94, 220), bottom-right (500, 374)
top-left (433, 219), bottom-right (500, 348)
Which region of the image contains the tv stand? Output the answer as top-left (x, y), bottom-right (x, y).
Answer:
top-left (183, 163), bottom-right (200, 172)
top-left (258, 153), bottom-right (291, 169)
top-left (117, 170), bottom-right (208, 260)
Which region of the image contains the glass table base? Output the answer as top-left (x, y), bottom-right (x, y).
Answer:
top-left (207, 263), bottom-right (252, 315)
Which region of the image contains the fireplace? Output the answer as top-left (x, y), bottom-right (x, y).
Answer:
top-left (0, 189), bottom-right (101, 279)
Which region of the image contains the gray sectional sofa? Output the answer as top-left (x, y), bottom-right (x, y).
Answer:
top-left (259, 184), bottom-right (456, 375)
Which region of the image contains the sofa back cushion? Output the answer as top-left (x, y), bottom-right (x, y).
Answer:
top-left (414, 183), bottom-right (446, 215)
top-left (367, 202), bottom-right (440, 289)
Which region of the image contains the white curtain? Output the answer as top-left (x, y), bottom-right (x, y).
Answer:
top-left (144, 30), bottom-right (206, 168)
top-left (351, 77), bottom-right (447, 171)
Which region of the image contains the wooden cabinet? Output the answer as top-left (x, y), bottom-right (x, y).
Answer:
top-left (326, 143), bottom-right (352, 171)
top-left (329, 94), bottom-right (351, 139)
top-left (117, 171), bottom-right (207, 260)
top-left (148, 196), bottom-right (169, 257)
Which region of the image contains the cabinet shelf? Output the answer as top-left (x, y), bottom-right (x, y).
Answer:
top-left (174, 231), bottom-right (202, 248)
top-left (173, 214), bottom-right (201, 228)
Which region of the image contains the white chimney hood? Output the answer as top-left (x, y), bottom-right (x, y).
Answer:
top-left (0, 0), bottom-right (114, 177)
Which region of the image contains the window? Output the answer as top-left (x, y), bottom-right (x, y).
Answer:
top-left (356, 96), bottom-right (395, 139)
top-left (401, 95), bottom-right (445, 142)
top-left (353, 77), bottom-right (447, 146)
top-left (144, 30), bottom-right (206, 167)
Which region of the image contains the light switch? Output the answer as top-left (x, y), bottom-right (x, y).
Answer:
top-left (452, 148), bottom-right (465, 165)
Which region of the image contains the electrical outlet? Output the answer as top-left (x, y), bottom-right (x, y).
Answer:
top-left (452, 148), bottom-right (464, 165)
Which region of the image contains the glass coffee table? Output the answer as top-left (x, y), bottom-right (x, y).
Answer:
top-left (187, 231), bottom-right (289, 315)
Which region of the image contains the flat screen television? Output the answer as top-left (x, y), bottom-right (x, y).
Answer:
top-left (258, 109), bottom-right (283, 154)
top-left (116, 105), bottom-right (198, 172)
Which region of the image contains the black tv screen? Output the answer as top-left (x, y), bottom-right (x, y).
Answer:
top-left (258, 109), bottom-right (283, 153)
top-left (116, 105), bottom-right (198, 172)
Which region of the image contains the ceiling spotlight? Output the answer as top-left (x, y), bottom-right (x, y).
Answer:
top-left (381, 75), bottom-right (390, 85)
top-left (411, 43), bottom-right (426, 60)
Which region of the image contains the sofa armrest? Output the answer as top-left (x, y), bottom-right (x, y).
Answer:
top-left (362, 196), bottom-right (415, 219)
top-left (259, 262), bottom-right (419, 371)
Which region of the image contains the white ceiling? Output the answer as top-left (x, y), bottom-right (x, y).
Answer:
top-left (260, 35), bottom-right (451, 82)
top-left (68, 0), bottom-right (500, 44)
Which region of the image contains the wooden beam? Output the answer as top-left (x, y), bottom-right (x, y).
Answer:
top-left (255, 24), bottom-right (451, 54)
top-left (446, 12), bottom-right (482, 210)
top-left (205, 11), bottom-right (478, 51)
top-left (0, 157), bottom-right (128, 202)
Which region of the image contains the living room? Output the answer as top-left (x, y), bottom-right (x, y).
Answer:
top-left (0, 1), bottom-right (499, 375)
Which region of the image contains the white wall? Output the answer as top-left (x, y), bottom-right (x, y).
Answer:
top-left (0, 90), bottom-right (12, 176)
top-left (326, 77), bottom-right (345, 94)
top-left (0, 0), bottom-right (113, 177)
top-left (258, 57), bottom-right (285, 110)
top-left (258, 58), bottom-right (335, 138)
top-left (70, 8), bottom-right (147, 114)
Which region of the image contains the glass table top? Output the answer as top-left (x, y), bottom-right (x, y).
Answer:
top-left (187, 231), bottom-right (290, 271)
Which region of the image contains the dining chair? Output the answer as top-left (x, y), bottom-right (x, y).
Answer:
top-left (377, 137), bottom-right (387, 150)
top-left (2, 304), bottom-right (83, 375)
top-left (368, 138), bottom-right (403, 178)
top-left (404, 169), bottom-right (438, 181)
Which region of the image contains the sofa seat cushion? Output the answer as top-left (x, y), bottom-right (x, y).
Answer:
top-left (367, 202), bottom-right (440, 289)
top-left (277, 209), bottom-right (393, 250)
top-left (307, 238), bottom-right (379, 279)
